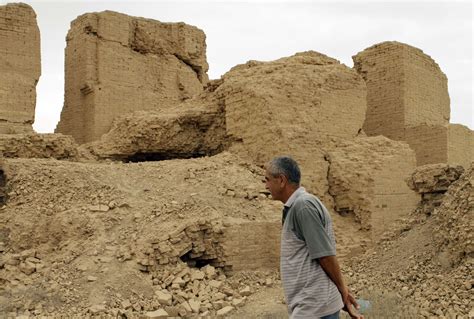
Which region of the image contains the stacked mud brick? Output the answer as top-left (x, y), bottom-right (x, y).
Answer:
top-left (0, 3), bottom-right (40, 134)
top-left (134, 219), bottom-right (280, 273)
top-left (55, 11), bottom-right (209, 144)
top-left (353, 42), bottom-right (473, 167)
top-left (221, 220), bottom-right (280, 271)
top-left (135, 220), bottom-right (227, 271)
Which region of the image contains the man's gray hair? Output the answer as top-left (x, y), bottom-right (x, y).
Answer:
top-left (268, 156), bottom-right (301, 185)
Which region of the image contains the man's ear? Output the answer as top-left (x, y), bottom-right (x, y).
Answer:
top-left (279, 174), bottom-right (287, 187)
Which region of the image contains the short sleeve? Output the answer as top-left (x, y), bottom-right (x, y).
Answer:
top-left (294, 204), bottom-right (336, 260)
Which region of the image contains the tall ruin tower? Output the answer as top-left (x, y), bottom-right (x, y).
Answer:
top-left (353, 41), bottom-right (451, 165)
top-left (55, 11), bottom-right (209, 144)
top-left (0, 3), bottom-right (41, 134)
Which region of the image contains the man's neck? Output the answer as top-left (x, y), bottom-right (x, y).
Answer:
top-left (281, 185), bottom-right (299, 204)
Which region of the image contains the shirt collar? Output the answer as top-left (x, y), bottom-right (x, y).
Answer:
top-left (284, 186), bottom-right (305, 208)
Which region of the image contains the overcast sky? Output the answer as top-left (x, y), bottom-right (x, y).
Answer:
top-left (4, 0), bottom-right (472, 131)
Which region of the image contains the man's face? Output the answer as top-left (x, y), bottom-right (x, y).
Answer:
top-left (264, 169), bottom-right (284, 202)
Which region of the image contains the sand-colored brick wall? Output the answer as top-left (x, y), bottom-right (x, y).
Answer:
top-left (221, 220), bottom-right (280, 272)
top-left (448, 124), bottom-right (473, 168)
top-left (405, 124), bottom-right (448, 166)
top-left (402, 46), bottom-right (450, 127)
top-left (0, 3), bottom-right (40, 134)
top-left (353, 42), bottom-right (405, 140)
top-left (327, 136), bottom-right (418, 238)
top-left (55, 11), bottom-right (208, 144)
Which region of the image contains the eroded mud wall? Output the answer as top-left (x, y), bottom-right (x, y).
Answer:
top-left (0, 3), bottom-right (40, 134)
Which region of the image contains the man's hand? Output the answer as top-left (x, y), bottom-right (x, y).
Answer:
top-left (340, 287), bottom-right (364, 319)
top-left (318, 255), bottom-right (364, 319)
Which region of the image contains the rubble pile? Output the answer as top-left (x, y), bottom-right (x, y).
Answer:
top-left (141, 263), bottom-right (278, 318)
top-left (431, 164), bottom-right (473, 263)
top-left (0, 153), bottom-right (282, 317)
top-left (346, 165), bottom-right (474, 318)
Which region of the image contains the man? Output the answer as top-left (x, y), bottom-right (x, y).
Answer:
top-left (265, 156), bottom-right (363, 319)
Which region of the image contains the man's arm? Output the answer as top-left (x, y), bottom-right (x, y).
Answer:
top-left (318, 255), bottom-right (363, 319)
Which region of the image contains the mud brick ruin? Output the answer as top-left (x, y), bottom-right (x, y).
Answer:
top-left (55, 11), bottom-right (209, 144)
top-left (0, 3), bottom-right (473, 318)
top-left (0, 3), bottom-right (40, 134)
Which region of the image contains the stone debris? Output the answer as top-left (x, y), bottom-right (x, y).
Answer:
top-left (143, 309), bottom-right (169, 318)
top-left (88, 304), bottom-right (107, 314)
top-left (216, 305), bottom-right (235, 317)
top-left (0, 153), bottom-right (280, 317)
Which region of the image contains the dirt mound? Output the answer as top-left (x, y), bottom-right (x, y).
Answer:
top-left (346, 165), bottom-right (473, 318)
top-left (0, 152), bottom-right (284, 317)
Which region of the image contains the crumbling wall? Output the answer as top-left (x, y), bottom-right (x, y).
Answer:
top-left (135, 218), bottom-right (280, 273)
top-left (327, 136), bottom-right (418, 238)
top-left (407, 163), bottom-right (465, 216)
top-left (0, 3), bottom-right (41, 134)
top-left (216, 52), bottom-right (367, 201)
top-left (448, 124), bottom-right (474, 168)
top-left (55, 11), bottom-right (208, 144)
top-left (353, 41), bottom-right (450, 166)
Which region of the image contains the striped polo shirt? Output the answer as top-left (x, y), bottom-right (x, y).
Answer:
top-left (280, 187), bottom-right (343, 318)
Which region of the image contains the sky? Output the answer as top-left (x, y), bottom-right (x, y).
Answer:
top-left (3, 0), bottom-right (472, 132)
